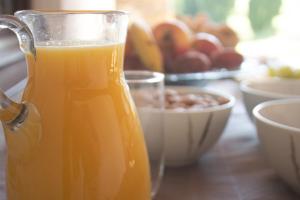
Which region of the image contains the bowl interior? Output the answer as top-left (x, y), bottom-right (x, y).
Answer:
top-left (243, 79), bottom-right (300, 98)
top-left (256, 100), bottom-right (300, 130)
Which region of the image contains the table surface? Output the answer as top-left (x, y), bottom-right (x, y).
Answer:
top-left (0, 41), bottom-right (299, 199)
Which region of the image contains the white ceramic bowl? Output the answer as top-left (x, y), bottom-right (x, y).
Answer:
top-left (253, 99), bottom-right (300, 192)
top-left (240, 79), bottom-right (300, 119)
top-left (139, 87), bottom-right (235, 167)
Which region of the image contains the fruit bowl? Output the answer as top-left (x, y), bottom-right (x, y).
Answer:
top-left (165, 67), bottom-right (241, 85)
top-left (125, 18), bottom-right (244, 83)
top-left (164, 57), bottom-right (260, 85)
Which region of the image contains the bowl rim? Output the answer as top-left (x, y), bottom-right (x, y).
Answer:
top-left (163, 86), bottom-right (235, 114)
top-left (253, 98), bottom-right (300, 133)
top-left (125, 70), bottom-right (165, 84)
top-left (137, 86), bottom-right (235, 114)
top-left (240, 79), bottom-right (300, 99)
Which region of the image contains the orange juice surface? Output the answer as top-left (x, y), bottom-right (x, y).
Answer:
top-left (4, 43), bottom-right (151, 200)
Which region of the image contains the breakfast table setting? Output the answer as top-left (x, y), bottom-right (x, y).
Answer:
top-left (0, 8), bottom-right (300, 200)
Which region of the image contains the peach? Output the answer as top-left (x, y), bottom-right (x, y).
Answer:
top-left (177, 14), bottom-right (209, 33)
top-left (214, 25), bottom-right (239, 48)
top-left (153, 20), bottom-right (192, 57)
top-left (212, 48), bottom-right (244, 69)
top-left (171, 50), bottom-right (211, 73)
top-left (192, 32), bottom-right (223, 58)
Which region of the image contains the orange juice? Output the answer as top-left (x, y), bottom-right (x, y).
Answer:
top-left (4, 43), bottom-right (151, 200)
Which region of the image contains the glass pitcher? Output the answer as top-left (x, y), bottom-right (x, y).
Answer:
top-left (0, 10), bottom-right (151, 200)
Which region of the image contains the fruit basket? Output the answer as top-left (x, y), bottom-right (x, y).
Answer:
top-left (124, 15), bottom-right (244, 85)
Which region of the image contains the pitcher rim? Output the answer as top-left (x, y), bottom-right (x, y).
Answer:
top-left (15, 10), bottom-right (127, 17)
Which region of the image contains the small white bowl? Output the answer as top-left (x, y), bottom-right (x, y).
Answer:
top-left (139, 87), bottom-right (235, 167)
top-left (240, 79), bottom-right (300, 119)
top-left (253, 99), bottom-right (300, 192)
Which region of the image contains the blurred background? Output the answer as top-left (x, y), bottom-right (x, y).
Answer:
top-left (0, 0), bottom-right (300, 65)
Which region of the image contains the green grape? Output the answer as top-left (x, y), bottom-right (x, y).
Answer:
top-left (277, 66), bottom-right (294, 78)
top-left (294, 69), bottom-right (300, 79)
top-left (269, 66), bottom-right (300, 79)
top-left (268, 67), bottom-right (277, 77)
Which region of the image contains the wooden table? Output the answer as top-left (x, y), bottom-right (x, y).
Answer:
top-left (0, 40), bottom-right (299, 199)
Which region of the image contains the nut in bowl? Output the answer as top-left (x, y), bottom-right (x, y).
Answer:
top-left (253, 99), bottom-right (300, 193)
top-left (133, 86), bottom-right (235, 167)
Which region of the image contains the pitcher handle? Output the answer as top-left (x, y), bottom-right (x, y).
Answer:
top-left (0, 15), bottom-right (35, 56)
top-left (0, 15), bottom-right (37, 130)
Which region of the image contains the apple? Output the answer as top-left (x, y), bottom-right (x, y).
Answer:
top-left (171, 50), bottom-right (211, 73)
top-left (153, 20), bottom-right (192, 57)
top-left (212, 48), bottom-right (244, 69)
top-left (192, 32), bottom-right (223, 58)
